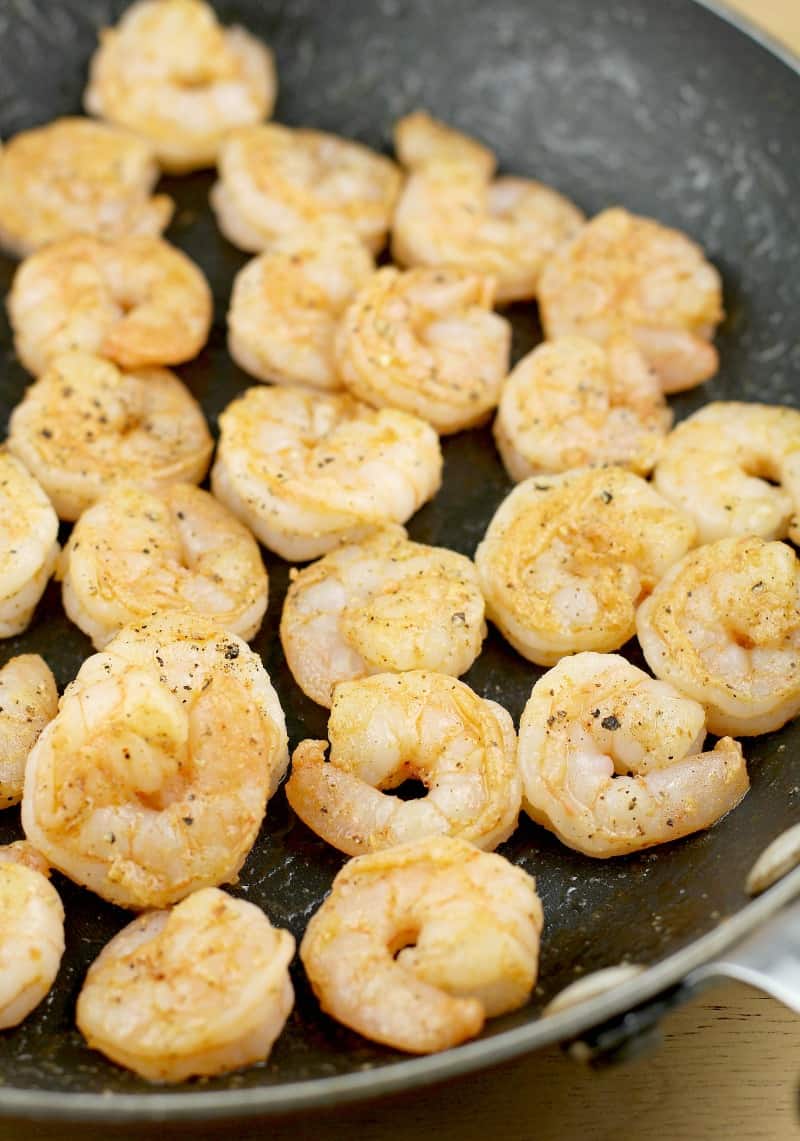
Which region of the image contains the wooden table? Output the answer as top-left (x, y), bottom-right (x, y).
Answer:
top-left (3, 4), bottom-right (799, 1140)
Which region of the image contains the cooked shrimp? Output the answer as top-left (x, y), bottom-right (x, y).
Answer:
top-left (653, 402), bottom-right (800, 544)
top-left (211, 385), bottom-right (442, 561)
top-left (7, 352), bottom-right (213, 521)
top-left (474, 467), bottom-right (696, 666)
top-left (0, 118), bottom-right (172, 258)
top-left (539, 207), bottom-right (723, 393)
top-left (300, 836), bottom-right (542, 1054)
top-left (9, 236), bottom-right (212, 375)
top-left (0, 655), bottom-right (58, 808)
top-left (518, 652), bottom-right (748, 858)
top-left (637, 537), bottom-right (800, 737)
top-left (280, 526), bottom-right (485, 706)
top-left (59, 482), bottom-right (268, 650)
top-left (228, 227), bottom-right (374, 390)
top-left (335, 267), bottom-right (511, 434)
top-left (77, 887), bottom-right (294, 1082)
top-left (0, 452), bottom-right (59, 637)
top-left (84, 0), bottom-right (277, 174)
top-left (21, 612), bottom-right (288, 909)
top-left (494, 336), bottom-right (672, 481)
top-left (0, 844), bottom-right (64, 1029)
top-left (287, 671), bottom-right (519, 854)
top-left (211, 124), bottom-right (402, 254)
top-left (0, 840), bottom-right (51, 877)
top-left (391, 111), bottom-right (584, 304)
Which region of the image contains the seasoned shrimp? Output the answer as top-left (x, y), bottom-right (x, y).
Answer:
top-left (9, 236), bottom-right (213, 375)
top-left (300, 836), bottom-right (542, 1054)
top-left (84, 0), bottom-right (277, 174)
top-left (77, 888), bottom-right (294, 1082)
top-left (0, 118), bottom-right (172, 258)
top-left (0, 452), bottom-right (59, 637)
top-left (280, 526), bottom-right (485, 706)
top-left (59, 482), bottom-right (268, 650)
top-left (637, 537), bottom-right (800, 737)
top-left (287, 671), bottom-right (520, 853)
top-left (391, 111), bottom-right (584, 304)
top-left (0, 843), bottom-right (64, 1029)
top-left (653, 402), bottom-right (800, 544)
top-left (7, 352), bottom-right (213, 521)
top-left (211, 385), bottom-right (442, 561)
top-left (474, 467), bottom-right (696, 666)
top-left (494, 336), bottom-right (672, 481)
top-left (22, 612), bottom-right (288, 909)
top-left (518, 653), bottom-right (749, 858)
top-left (228, 227), bottom-right (374, 390)
top-left (335, 267), bottom-right (512, 434)
top-left (0, 655), bottom-right (58, 808)
top-left (539, 208), bottom-right (723, 393)
top-left (211, 124), bottom-right (402, 254)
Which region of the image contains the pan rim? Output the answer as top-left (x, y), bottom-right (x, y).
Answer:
top-left (1, 0), bottom-right (798, 1122)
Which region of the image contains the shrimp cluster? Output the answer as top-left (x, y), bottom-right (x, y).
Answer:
top-left (212, 124), bottom-right (402, 254)
top-left (335, 266), bottom-right (512, 434)
top-left (287, 671), bottom-right (520, 854)
top-left (637, 537), bottom-right (800, 737)
top-left (0, 655), bottom-right (58, 808)
top-left (228, 227), bottom-right (375, 390)
top-left (0, 844), bottom-right (65, 1030)
top-left (84, 0), bottom-right (277, 174)
top-left (0, 452), bottom-right (59, 637)
top-left (7, 352), bottom-right (213, 521)
top-left (21, 612), bottom-right (288, 910)
top-left (9, 236), bottom-right (212, 375)
top-left (211, 385), bottom-right (442, 561)
top-left (392, 111), bottom-right (584, 303)
top-left (494, 336), bottom-right (672, 481)
top-left (475, 467), bottom-right (696, 665)
top-left (59, 482), bottom-right (268, 650)
top-left (280, 525), bottom-right (486, 706)
top-left (518, 653), bottom-right (749, 858)
top-left (77, 888), bottom-right (294, 1082)
top-left (539, 208), bottom-right (723, 393)
top-left (0, 118), bottom-right (172, 258)
top-left (301, 836), bottom-right (543, 1054)
top-left (653, 402), bottom-right (800, 544)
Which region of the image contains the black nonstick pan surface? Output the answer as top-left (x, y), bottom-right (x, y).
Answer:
top-left (0, 0), bottom-right (798, 1123)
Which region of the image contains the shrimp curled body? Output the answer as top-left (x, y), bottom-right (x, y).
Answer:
top-left (7, 352), bottom-right (213, 522)
top-left (0, 452), bottom-right (59, 637)
top-left (211, 386), bottom-right (442, 561)
top-left (653, 402), bottom-right (800, 545)
top-left (0, 118), bottom-right (172, 258)
top-left (9, 236), bottom-right (212, 375)
top-left (475, 467), bottom-right (696, 665)
top-left (84, 0), bottom-right (277, 174)
top-left (300, 836), bottom-right (543, 1053)
top-left (539, 208), bottom-right (723, 393)
top-left (0, 655), bottom-right (58, 808)
top-left (280, 525), bottom-right (486, 707)
top-left (518, 652), bottom-right (749, 858)
top-left (286, 671), bottom-right (520, 854)
top-left (494, 336), bottom-right (671, 481)
top-left (336, 266), bottom-right (512, 434)
top-left (59, 482), bottom-right (268, 650)
top-left (392, 112), bottom-right (584, 303)
top-left (21, 612), bottom-right (288, 910)
top-left (77, 888), bottom-right (294, 1082)
top-left (637, 537), bottom-right (800, 737)
top-left (0, 845), bottom-right (65, 1029)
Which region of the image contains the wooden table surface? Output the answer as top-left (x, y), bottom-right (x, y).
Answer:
top-left (3, 4), bottom-right (799, 1141)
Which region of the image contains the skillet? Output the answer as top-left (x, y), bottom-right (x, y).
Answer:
top-left (0, 0), bottom-right (798, 1123)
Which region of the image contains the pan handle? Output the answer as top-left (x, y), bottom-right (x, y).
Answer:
top-left (568, 895), bottom-right (800, 1068)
